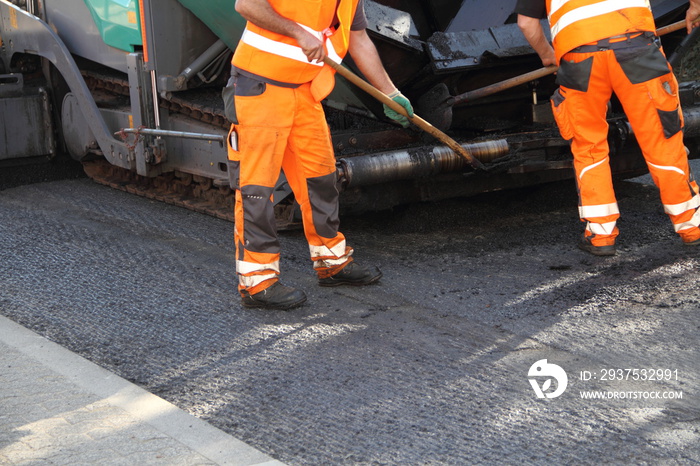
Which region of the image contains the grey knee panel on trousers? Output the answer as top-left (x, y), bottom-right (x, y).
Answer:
top-left (241, 184), bottom-right (279, 254)
top-left (306, 172), bottom-right (340, 239)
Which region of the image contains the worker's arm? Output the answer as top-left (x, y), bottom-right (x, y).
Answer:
top-left (687, 0), bottom-right (700, 33)
top-left (517, 14), bottom-right (556, 66)
top-left (347, 29), bottom-right (396, 95)
top-left (235, 0), bottom-right (325, 62)
top-left (348, 29), bottom-right (414, 126)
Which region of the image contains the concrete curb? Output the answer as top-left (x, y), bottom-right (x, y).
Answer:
top-left (0, 314), bottom-right (284, 466)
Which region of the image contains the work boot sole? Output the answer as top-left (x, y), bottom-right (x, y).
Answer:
top-left (577, 241), bottom-right (616, 256)
top-left (318, 270), bottom-right (383, 287)
top-left (241, 294), bottom-right (307, 310)
top-left (241, 282), bottom-right (307, 310)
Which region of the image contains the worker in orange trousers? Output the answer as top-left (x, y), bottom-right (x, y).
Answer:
top-left (517, 0), bottom-right (700, 256)
top-left (227, 0), bottom-right (414, 308)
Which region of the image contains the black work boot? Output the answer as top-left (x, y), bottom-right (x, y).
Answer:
top-left (578, 235), bottom-right (616, 256)
top-left (318, 262), bottom-right (382, 287)
top-left (241, 282), bottom-right (307, 310)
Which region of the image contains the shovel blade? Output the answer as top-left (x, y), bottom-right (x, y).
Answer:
top-left (414, 83), bottom-right (453, 132)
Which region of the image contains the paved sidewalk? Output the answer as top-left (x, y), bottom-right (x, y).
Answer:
top-left (0, 315), bottom-right (284, 466)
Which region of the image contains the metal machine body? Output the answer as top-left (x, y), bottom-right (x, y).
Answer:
top-left (1, 0), bottom-right (700, 223)
top-left (0, 73), bottom-right (54, 161)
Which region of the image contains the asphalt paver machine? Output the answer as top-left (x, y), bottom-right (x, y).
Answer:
top-left (2, 0), bottom-right (700, 225)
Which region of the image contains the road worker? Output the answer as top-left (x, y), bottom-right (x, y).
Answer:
top-left (516, 0), bottom-right (700, 256)
top-left (226, 0), bottom-right (414, 309)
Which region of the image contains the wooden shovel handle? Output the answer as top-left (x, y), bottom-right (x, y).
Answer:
top-left (452, 65), bottom-right (557, 105)
top-left (323, 57), bottom-right (485, 171)
top-left (656, 19), bottom-right (687, 36)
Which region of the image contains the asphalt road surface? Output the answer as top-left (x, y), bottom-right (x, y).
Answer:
top-left (1, 158), bottom-right (698, 464)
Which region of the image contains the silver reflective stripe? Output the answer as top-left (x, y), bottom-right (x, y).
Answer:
top-left (550, 0), bottom-right (651, 40)
top-left (298, 23), bottom-right (342, 64)
top-left (239, 272), bottom-right (278, 288)
top-left (673, 208), bottom-right (700, 232)
top-left (310, 240), bottom-right (348, 259)
top-left (312, 242), bottom-right (352, 269)
top-left (241, 22), bottom-right (342, 67)
top-left (237, 259), bottom-right (280, 275)
top-left (297, 22), bottom-right (325, 40)
top-left (313, 257), bottom-right (350, 269)
top-left (664, 194), bottom-right (700, 216)
top-left (579, 202), bottom-right (619, 218)
top-left (586, 221), bottom-right (617, 235)
top-left (648, 161), bottom-right (687, 177)
top-left (241, 29), bottom-right (324, 66)
top-left (325, 38), bottom-right (342, 64)
top-left (578, 157), bottom-right (608, 180)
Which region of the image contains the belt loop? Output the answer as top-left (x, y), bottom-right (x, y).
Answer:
top-left (596, 37), bottom-right (611, 51)
top-left (644, 30), bottom-right (661, 48)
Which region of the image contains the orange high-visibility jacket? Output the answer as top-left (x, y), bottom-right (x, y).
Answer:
top-left (232, 0), bottom-right (359, 100)
top-left (547, 0), bottom-right (657, 61)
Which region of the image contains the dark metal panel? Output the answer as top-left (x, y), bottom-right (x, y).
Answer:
top-left (365, 1), bottom-right (423, 51)
top-left (0, 80), bottom-right (55, 159)
top-left (155, 112), bottom-right (228, 181)
top-left (427, 23), bottom-right (542, 72)
top-left (0, 1), bottom-right (131, 168)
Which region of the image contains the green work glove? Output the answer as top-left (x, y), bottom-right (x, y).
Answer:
top-left (383, 90), bottom-right (414, 128)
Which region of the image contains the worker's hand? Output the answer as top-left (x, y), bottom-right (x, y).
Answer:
top-left (541, 56), bottom-right (557, 67)
top-left (383, 90), bottom-right (414, 128)
top-left (296, 29), bottom-right (325, 63)
top-left (687, 3), bottom-right (700, 33)
top-left (540, 45), bottom-right (557, 67)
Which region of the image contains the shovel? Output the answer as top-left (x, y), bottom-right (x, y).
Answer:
top-left (417, 19), bottom-right (687, 131)
top-left (323, 56), bottom-right (485, 171)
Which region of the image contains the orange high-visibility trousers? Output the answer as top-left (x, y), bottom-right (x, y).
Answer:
top-left (553, 42), bottom-right (700, 246)
top-left (227, 80), bottom-right (352, 295)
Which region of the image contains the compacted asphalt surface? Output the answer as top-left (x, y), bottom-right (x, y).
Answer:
top-left (1, 157), bottom-right (698, 464)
